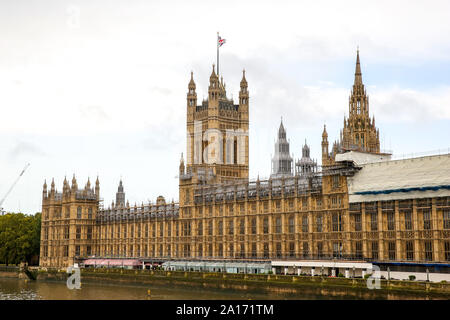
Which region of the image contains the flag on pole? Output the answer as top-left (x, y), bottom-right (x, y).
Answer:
top-left (218, 36), bottom-right (226, 48)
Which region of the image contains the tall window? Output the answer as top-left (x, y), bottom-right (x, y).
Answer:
top-left (316, 215), bottom-right (323, 232)
top-left (288, 216), bottom-right (295, 233)
top-left (239, 219), bottom-right (245, 235)
top-left (354, 214), bottom-right (362, 231)
top-left (332, 175), bottom-right (339, 188)
top-left (423, 210), bottom-right (431, 230)
top-left (275, 216), bottom-right (282, 234)
top-left (388, 241), bottom-right (396, 260)
top-left (87, 226), bottom-right (92, 240)
top-left (332, 213), bottom-right (342, 231)
top-left (263, 243), bottom-right (269, 258)
top-left (303, 242), bottom-right (309, 258)
top-left (332, 242), bottom-right (340, 258)
top-left (198, 221), bottom-right (203, 236)
top-left (228, 220), bottom-right (234, 235)
top-left (88, 208), bottom-right (92, 219)
top-left (444, 209), bottom-right (450, 229)
top-left (424, 241), bottom-right (433, 261)
top-left (76, 227), bottom-right (81, 239)
top-left (218, 220), bottom-right (223, 235)
top-left (77, 207), bottom-right (82, 219)
top-left (75, 245), bottom-right (80, 256)
top-left (387, 212), bottom-right (395, 231)
top-left (289, 242), bottom-right (295, 258)
top-left (302, 215), bottom-right (308, 233)
top-left (318, 242), bottom-right (324, 258)
top-left (355, 241), bottom-right (362, 259)
top-left (208, 220), bottom-right (213, 235)
top-left (276, 243), bottom-right (282, 258)
top-left (370, 212), bottom-right (378, 231)
top-left (263, 217), bottom-right (269, 234)
top-left (445, 241), bottom-right (450, 261)
top-left (406, 241), bottom-right (414, 261)
top-left (251, 218), bottom-right (256, 234)
top-left (251, 243), bottom-right (257, 257)
top-left (404, 211), bottom-right (412, 230)
top-left (371, 242), bottom-right (379, 259)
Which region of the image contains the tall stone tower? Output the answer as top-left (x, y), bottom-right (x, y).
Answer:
top-left (115, 180), bottom-right (125, 207)
top-left (180, 66), bottom-right (249, 212)
top-left (39, 176), bottom-right (99, 268)
top-left (339, 49), bottom-right (380, 154)
top-left (270, 120), bottom-right (293, 178)
top-left (184, 66), bottom-right (249, 185)
top-left (295, 140), bottom-right (317, 176)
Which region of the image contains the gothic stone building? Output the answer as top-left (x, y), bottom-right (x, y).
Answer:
top-left (39, 52), bottom-right (450, 269)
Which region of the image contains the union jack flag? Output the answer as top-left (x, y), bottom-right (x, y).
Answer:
top-left (218, 36), bottom-right (226, 47)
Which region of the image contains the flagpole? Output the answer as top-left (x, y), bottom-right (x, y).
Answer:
top-left (217, 32), bottom-right (219, 76)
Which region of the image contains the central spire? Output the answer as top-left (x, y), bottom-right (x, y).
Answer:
top-left (354, 48), bottom-right (363, 86)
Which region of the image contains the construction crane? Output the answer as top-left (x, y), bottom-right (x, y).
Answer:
top-left (0, 163), bottom-right (30, 215)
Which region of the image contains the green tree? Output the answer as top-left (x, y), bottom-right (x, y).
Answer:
top-left (0, 212), bottom-right (41, 265)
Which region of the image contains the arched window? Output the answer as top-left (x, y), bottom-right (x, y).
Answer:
top-left (77, 207), bottom-right (82, 219)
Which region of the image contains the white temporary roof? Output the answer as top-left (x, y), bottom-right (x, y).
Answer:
top-left (335, 150), bottom-right (391, 165)
top-left (347, 154), bottom-right (450, 203)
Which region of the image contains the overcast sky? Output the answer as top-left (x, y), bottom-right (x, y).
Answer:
top-left (1, 0), bottom-right (450, 214)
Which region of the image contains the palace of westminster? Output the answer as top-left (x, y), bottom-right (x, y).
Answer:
top-left (39, 50), bottom-right (450, 270)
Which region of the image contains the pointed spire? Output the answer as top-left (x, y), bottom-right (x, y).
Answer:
top-left (71, 175), bottom-right (78, 191)
top-left (322, 124), bottom-right (328, 138)
top-left (188, 71), bottom-right (196, 90)
top-left (240, 69), bottom-right (248, 87)
top-left (278, 117), bottom-right (286, 139)
top-left (354, 47), bottom-right (363, 85)
top-left (43, 179), bottom-right (47, 190)
top-left (86, 177), bottom-right (91, 189)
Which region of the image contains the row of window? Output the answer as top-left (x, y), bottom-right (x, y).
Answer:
top-left (43, 207), bottom-right (94, 220)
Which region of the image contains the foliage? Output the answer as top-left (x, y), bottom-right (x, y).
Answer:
top-left (0, 212), bottom-right (41, 265)
top-left (364, 273), bottom-right (371, 279)
top-left (409, 275), bottom-right (416, 281)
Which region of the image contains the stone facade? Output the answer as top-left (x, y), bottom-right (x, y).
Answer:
top-left (39, 51), bottom-right (450, 268)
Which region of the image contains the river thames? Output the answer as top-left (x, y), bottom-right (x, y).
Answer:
top-left (0, 277), bottom-right (445, 300)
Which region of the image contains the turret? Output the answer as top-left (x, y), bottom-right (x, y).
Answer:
top-left (42, 180), bottom-right (47, 200)
top-left (50, 178), bottom-right (55, 195)
top-left (187, 71), bottom-right (197, 108)
top-left (239, 69), bottom-right (248, 106)
top-left (71, 174), bottom-right (78, 191)
top-left (95, 176), bottom-right (100, 199)
top-left (179, 152), bottom-right (185, 176)
top-left (208, 64), bottom-right (220, 101)
top-left (116, 180), bottom-right (125, 207)
top-left (322, 124), bottom-right (329, 165)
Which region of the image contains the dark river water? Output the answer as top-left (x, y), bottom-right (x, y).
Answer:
top-left (0, 277), bottom-right (443, 300)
